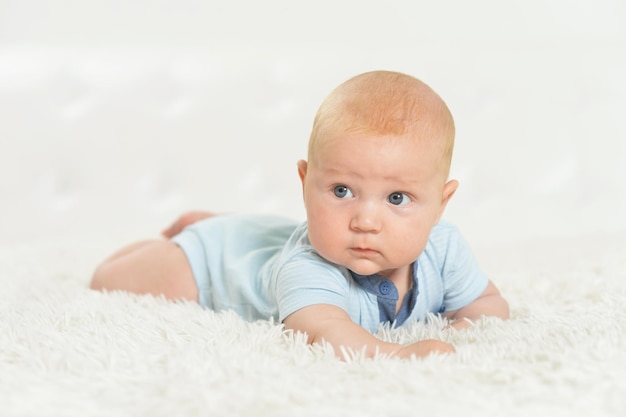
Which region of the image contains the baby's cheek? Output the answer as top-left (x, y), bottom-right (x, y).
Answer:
top-left (309, 230), bottom-right (332, 256)
top-left (393, 229), bottom-right (429, 261)
top-left (308, 228), bottom-right (341, 262)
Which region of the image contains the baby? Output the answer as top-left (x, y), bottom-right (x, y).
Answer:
top-left (91, 70), bottom-right (509, 359)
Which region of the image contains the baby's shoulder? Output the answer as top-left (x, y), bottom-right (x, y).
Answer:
top-left (428, 219), bottom-right (462, 245)
top-left (272, 223), bottom-right (349, 282)
top-left (420, 220), bottom-right (467, 265)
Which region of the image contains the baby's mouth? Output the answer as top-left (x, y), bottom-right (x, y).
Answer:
top-left (350, 247), bottom-right (379, 257)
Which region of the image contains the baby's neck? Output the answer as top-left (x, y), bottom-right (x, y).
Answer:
top-left (381, 264), bottom-right (413, 314)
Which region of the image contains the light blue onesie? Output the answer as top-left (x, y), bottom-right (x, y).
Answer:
top-left (172, 213), bottom-right (488, 333)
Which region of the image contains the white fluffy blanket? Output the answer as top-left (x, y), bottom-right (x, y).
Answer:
top-left (1, 233), bottom-right (625, 417)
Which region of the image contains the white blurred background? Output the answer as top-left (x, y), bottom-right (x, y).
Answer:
top-left (1, 0), bottom-right (625, 247)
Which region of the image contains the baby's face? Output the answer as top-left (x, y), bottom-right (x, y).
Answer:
top-left (300, 132), bottom-right (455, 278)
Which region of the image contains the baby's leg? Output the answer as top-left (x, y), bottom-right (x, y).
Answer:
top-left (90, 239), bottom-right (198, 302)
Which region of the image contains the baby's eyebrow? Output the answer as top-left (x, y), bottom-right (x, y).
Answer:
top-left (320, 166), bottom-right (361, 178)
top-left (319, 164), bottom-right (429, 187)
top-left (379, 174), bottom-right (425, 186)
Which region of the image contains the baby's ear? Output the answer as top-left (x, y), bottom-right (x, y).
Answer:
top-left (297, 160), bottom-right (308, 199)
top-left (441, 179), bottom-right (458, 205)
top-left (297, 160), bottom-right (308, 184)
top-left (435, 180), bottom-right (458, 224)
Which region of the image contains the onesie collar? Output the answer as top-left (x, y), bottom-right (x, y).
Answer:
top-left (349, 265), bottom-right (419, 327)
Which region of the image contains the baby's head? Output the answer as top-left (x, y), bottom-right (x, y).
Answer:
top-left (307, 70), bottom-right (455, 181)
top-left (298, 71), bottom-right (459, 277)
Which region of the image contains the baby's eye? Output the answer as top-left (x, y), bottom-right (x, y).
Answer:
top-left (333, 185), bottom-right (353, 199)
top-left (388, 192), bottom-right (410, 206)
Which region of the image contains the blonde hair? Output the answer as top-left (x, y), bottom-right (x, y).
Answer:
top-left (308, 70), bottom-right (455, 176)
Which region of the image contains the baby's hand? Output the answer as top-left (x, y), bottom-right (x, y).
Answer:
top-left (394, 339), bottom-right (455, 359)
top-left (161, 211), bottom-right (217, 238)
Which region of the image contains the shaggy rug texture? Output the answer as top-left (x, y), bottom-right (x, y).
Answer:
top-left (1, 232), bottom-right (625, 417)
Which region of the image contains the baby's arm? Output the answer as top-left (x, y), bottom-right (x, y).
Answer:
top-left (444, 280), bottom-right (509, 330)
top-left (284, 304), bottom-right (454, 359)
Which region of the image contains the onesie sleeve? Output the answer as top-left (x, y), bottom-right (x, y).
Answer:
top-left (439, 224), bottom-right (489, 312)
top-left (274, 253), bottom-right (351, 323)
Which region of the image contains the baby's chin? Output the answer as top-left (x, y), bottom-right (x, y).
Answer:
top-left (344, 259), bottom-right (411, 278)
top-left (315, 249), bottom-right (397, 276)
top-left (343, 262), bottom-right (391, 277)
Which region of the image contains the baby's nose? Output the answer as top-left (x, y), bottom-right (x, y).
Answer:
top-left (349, 202), bottom-right (382, 233)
